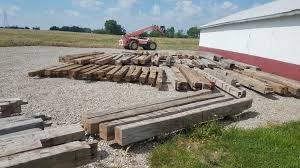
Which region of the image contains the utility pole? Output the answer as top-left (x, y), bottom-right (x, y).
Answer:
top-left (2, 10), bottom-right (9, 27)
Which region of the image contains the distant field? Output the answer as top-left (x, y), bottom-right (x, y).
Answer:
top-left (0, 29), bottom-right (199, 50)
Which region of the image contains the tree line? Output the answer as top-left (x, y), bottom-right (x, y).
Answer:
top-left (0, 26), bottom-right (40, 30)
top-left (49, 20), bottom-right (200, 38)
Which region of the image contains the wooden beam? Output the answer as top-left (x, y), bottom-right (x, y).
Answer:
top-left (234, 70), bottom-right (288, 95)
top-left (156, 68), bottom-right (166, 90)
top-left (0, 118), bottom-right (44, 136)
top-left (148, 66), bottom-right (158, 86)
top-left (129, 65), bottom-right (142, 82)
top-left (106, 65), bottom-right (122, 80)
top-left (0, 141), bottom-right (96, 168)
top-left (80, 65), bottom-right (109, 80)
top-left (125, 65), bottom-right (136, 82)
top-left (115, 98), bottom-right (252, 146)
top-left (243, 69), bottom-right (300, 97)
top-left (197, 69), bottom-right (246, 98)
top-left (100, 96), bottom-right (232, 141)
top-left (93, 65), bottom-right (115, 80)
top-left (226, 70), bottom-right (273, 94)
top-left (139, 67), bottom-right (150, 84)
top-left (175, 64), bottom-right (202, 90)
top-left (203, 68), bottom-right (239, 87)
top-left (172, 67), bottom-right (189, 91)
top-left (82, 90), bottom-right (211, 124)
top-left (85, 92), bottom-right (222, 134)
top-left (112, 65), bottom-right (130, 82)
top-left (0, 124), bottom-right (85, 157)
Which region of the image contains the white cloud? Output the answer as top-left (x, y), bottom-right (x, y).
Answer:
top-left (3, 5), bottom-right (21, 16)
top-left (64, 9), bottom-right (80, 17)
top-left (151, 4), bottom-right (160, 16)
top-left (72, 0), bottom-right (102, 10)
top-left (118, 0), bottom-right (137, 8)
top-left (164, 1), bottom-right (202, 21)
top-left (221, 1), bottom-right (239, 10)
top-left (44, 10), bottom-right (55, 15)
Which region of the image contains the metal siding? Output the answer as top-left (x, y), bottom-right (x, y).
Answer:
top-left (199, 15), bottom-right (300, 65)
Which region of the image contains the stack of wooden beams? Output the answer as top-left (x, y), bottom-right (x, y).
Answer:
top-left (0, 98), bottom-right (28, 118)
top-left (0, 114), bottom-right (97, 168)
top-left (81, 90), bottom-right (253, 146)
top-left (28, 51), bottom-right (300, 97)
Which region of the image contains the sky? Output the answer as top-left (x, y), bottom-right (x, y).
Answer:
top-left (0, 0), bottom-right (272, 31)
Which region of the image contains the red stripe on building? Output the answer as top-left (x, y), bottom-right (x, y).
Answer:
top-left (199, 46), bottom-right (300, 81)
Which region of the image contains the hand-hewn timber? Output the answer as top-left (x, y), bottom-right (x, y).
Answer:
top-left (0, 141), bottom-right (96, 168)
top-left (139, 67), bottom-right (150, 84)
top-left (172, 67), bottom-right (189, 91)
top-left (0, 118), bottom-right (44, 135)
top-left (115, 97), bottom-right (252, 146)
top-left (197, 69), bottom-right (246, 98)
top-left (99, 96), bottom-right (232, 141)
top-left (84, 92), bottom-right (221, 134)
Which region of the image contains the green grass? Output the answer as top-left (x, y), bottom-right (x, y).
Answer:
top-left (0, 29), bottom-right (198, 50)
top-left (150, 121), bottom-right (300, 168)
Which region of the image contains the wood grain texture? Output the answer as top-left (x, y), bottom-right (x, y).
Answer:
top-left (115, 98), bottom-right (252, 146)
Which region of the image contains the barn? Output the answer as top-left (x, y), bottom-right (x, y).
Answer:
top-left (199, 0), bottom-right (300, 81)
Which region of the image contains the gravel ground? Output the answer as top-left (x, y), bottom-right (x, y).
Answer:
top-left (0, 46), bottom-right (299, 168)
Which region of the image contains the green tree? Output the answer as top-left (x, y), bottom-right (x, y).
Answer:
top-left (187, 26), bottom-right (200, 38)
top-left (149, 30), bottom-right (160, 37)
top-left (166, 27), bottom-right (175, 38)
top-left (104, 20), bottom-right (126, 35)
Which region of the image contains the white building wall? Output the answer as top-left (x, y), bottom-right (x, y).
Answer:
top-left (199, 15), bottom-right (300, 65)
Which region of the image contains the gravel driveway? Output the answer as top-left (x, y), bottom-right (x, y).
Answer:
top-left (0, 46), bottom-right (299, 168)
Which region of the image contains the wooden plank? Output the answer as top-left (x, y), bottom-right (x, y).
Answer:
top-left (0, 118), bottom-right (44, 136)
top-left (172, 67), bottom-right (189, 91)
top-left (148, 66), bottom-right (158, 86)
top-left (81, 65), bottom-right (109, 80)
top-left (82, 90), bottom-right (211, 124)
top-left (44, 64), bottom-right (72, 77)
top-left (132, 55), bottom-right (142, 65)
top-left (156, 68), bottom-right (166, 90)
top-left (73, 55), bottom-right (97, 65)
top-left (226, 70), bottom-right (273, 94)
top-left (112, 65), bottom-right (130, 82)
top-left (0, 128), bottom-right (42, 140)
top-left (85, 92), bottom-right (222, 134)
top-left (190, 68), bottom-right (214, 90)
top-left (242, 69), bottom-right (300, 97)
top-left (130, 66), bottom-right (142, 82)
top-left (125, 65), bottom-right (136, 82)
top-left (111, 54), bottom-right (124, 64)
top-left (77, 65), bottom-right (101, 79)
top-left (93, 65), bottom-right (115, 80)
top-left (139, 54), bottom-right (152, 65)
top-left (234, 70), bottom-right (288, 95)
top-left (59, 51), bottom-right (104, 63)
top-left (115, 98), bottom-right (252, 146)
top-left (0, 141), bottom-right (96, 168)
top-left (192, 60), bottom-right (206, 69)
top-left (68, 64), bottom-right (94, 79)
top-left (0, 124), bottom-right (85, 157)
top-left (53, 64), bottom-right (83, 77)
top-left (151, 53), bottom-right (160, 66)
top-left (118, 55), bottom-right (135, 65)
top-left (89, 54), bottom-right (111, 63)
top-left (198, 58), bottom-right (217, 68)
top-left (198, 51), bottom-right (223, 61)
top-left (106, 65), bottom-right (122, 80)
top-left (176, 64), bottom-right (202, 90)
top-left (95, 56), bottom-right (114, 65)
top-left (203, 68), bottom-right (240, 87)
top-left (139, 67), bottom-right (150, 84)
top-left (28, 65), bottom-right (60, 77)
top-left (100, 96), bottom-right (232, 141)
top-left (197, 69), bottom-right (246, 98)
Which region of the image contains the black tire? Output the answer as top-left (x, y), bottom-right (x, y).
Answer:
top-left (148, 42), bottom-right (157, 50)
top-left (129, 40), bottom-right (138, 50)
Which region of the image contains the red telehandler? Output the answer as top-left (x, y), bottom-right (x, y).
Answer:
top-left (119, 25), bottom-right (165, 50)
